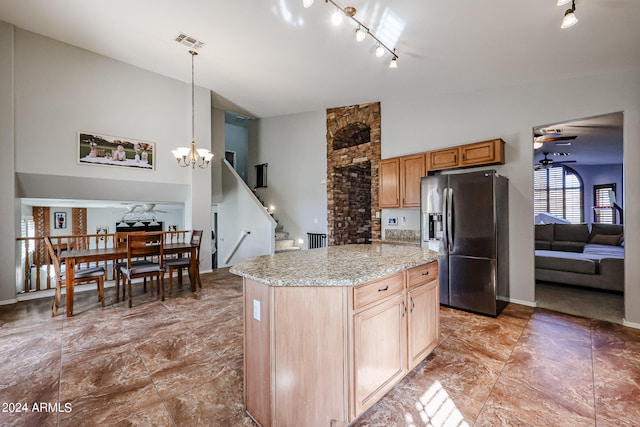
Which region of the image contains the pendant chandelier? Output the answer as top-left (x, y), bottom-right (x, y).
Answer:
top-left (172, 50), bottom-right (214, 169)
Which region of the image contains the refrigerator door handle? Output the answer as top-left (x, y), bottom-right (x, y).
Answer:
top-left (447, 187), bottom-right (454, 252)
top-left (442, 188), bottom-right (448, 247)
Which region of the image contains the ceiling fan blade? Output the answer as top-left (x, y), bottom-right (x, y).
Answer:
top-left (538, 135), bottom-right (578, 142)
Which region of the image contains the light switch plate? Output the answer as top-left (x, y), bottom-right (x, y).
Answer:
top-left (253, 299), bottom-right (261, 321)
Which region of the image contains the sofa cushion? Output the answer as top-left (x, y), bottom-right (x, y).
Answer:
top-left (590, 233), bottom-right (622, 246)
top-left (551, 241), bottom-right (586, 253)
top-left (590, 224), bottom-right (623, 240)
top-left (535, 251), bottom-right (597, 274)
top-left (535, 224), bottom-right (554, 242)
top-left (535, 241), bottom-right (552, 250)
top-left (554, 223), bottom-right (589, 242)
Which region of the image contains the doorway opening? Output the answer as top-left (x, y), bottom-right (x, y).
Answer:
top-left (532, 111), bottom-right (624, 324)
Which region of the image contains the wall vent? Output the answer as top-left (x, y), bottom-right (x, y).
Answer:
top-left (174, 33), bottom-right (205, 49)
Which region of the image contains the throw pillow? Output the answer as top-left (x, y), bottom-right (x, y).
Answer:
top-left (590, 234), bottom-right (622, 246)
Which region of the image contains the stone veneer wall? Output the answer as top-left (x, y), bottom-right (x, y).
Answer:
top-left (326, 102), bottom-right (381, 246)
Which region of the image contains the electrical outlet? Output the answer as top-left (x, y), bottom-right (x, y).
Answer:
top-left (253, 299), bottom-right (260, 321)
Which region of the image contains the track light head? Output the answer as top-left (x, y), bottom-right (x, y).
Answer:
top-left (375, 44), bottom-right (385, 58)
top-left (556, 0), bottom-right (571, 5)
top-left (355, 26), bottom-right (366, 42)
top-left (561, 0), bottom-right (578, 29)
top-left (389, 56), bottom-right (398, 69)
top-left (331, 8), bottom-right (343, 25)
top-left (303, 0), bottom-right (314, 8)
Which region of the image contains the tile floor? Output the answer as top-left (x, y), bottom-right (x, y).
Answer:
top-left (0, 268), bottom-right (638, 426)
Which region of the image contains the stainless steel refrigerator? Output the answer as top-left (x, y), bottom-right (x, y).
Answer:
top-left (421, 170), bottom-right (509, 316)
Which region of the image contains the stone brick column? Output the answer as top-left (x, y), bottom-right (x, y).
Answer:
top-left (326, 102), bottom-right (381, 246)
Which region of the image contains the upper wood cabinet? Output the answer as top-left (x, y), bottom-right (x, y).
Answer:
top-left (427, 148), bottom-right (459, 171)
top-left (379, 154), bottom-right (425, 209)
top-left (379, 158), bottom-right (401, 208)
top-left (460, 138), bottom-right (505, 167)
top-left (400, 154), bottom-right (425, 207)
top-left (428, 138), bottom-right (505, 172)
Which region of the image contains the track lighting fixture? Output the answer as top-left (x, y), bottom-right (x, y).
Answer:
top-left (560, 0), bottom-right (578, 29)
top-left (556, 0), bottom-right (571, 6)
top-left (304, 0), bottom-right (399, 68)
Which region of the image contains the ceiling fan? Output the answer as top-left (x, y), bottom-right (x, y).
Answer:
top-left (535, 152), bottom-right (576, 170)
top-left (533, 128), bottom-right (577, 149)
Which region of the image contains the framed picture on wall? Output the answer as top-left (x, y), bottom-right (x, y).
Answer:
top-left (78, 131), bottom-right (155, 170)
top-left (96, 225), bottom-right (108, 241)
top-left (54, 212), bottom-right (67, 229)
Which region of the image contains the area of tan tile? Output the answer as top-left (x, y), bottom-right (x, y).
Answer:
top-left (1, 268), bottom-right (638, 426)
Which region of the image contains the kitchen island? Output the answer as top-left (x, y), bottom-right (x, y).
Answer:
top-left (230, 244), bottom-right (442, 427)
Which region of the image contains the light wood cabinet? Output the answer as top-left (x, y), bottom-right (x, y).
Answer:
top-left (243, 261), bottom-right (439, 426)
top-left (379, 154), bottom-right (425, 208)
top-left (379, 158), bottom-right (400, 208)
top-left (400, 154), bottom-right (425, 207)
top-left (406, 262), bottom-right (439, 370)
top-left (428, 139), bottom-right (505, 172)
top-left (353, 290), bottom-right (407, 416)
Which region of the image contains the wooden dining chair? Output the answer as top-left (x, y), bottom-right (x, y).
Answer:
top-left (44, 236), bottom-right (106, 316)
top-left (113, 231), bottom-right (153, 301)
top-left (118, 232), bottom-right (165, 308)
top-left (165, 229), bottom-right (203, 295)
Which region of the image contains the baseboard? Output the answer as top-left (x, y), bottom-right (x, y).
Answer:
top-left (507, 297), bottom-right (537, 307)
top-left (0, 298), bottom-right (18, 306)
top-left (622, 319), bottom-right (640, 330)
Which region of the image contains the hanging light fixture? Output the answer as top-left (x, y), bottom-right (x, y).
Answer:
top-left (303, 0), bottom-right (399, 68)
top-left (172, 50), bottom-right (214, 169)
top-left (561, 0), bottom-right (578, 29)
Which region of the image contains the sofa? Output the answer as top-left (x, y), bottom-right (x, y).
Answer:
top-left (535, 223), bottom-right (624, 292)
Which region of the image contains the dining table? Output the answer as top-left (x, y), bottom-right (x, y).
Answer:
top-left (59, 242), bottom-right (197, 317)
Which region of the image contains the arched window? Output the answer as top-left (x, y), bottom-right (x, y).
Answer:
top-left (534, 165), bottom-right (583, 223)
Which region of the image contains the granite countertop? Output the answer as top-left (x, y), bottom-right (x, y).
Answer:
top-left (230, 244), bottom-right (442, 287)
top-left (370, 238), bottom-right (421, 246)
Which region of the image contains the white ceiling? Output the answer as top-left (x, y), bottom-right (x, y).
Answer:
top-left (1, 0), bottom-right (639, 119)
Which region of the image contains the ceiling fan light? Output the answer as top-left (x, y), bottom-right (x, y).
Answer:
top-left (303, 0), bottom-right (314, 8)
top-left (533, 141), bottom-right (543, 150)
top-left (561, 9), bottom-right (578, 29)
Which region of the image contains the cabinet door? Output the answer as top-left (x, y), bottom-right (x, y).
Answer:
top-left (379, 158), bottom-right (400, 208)
top-left (353, 293), bottom-right (406, 417)
top-left (407, 280), bottom-right (439, 370)
top-left (428, 148), bottom-right (459, 171)
top-left (401, 154), bottom-right (425, 207)
top-left (460, 139), bottom-right (504, 167)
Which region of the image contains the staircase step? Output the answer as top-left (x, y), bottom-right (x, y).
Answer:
top-left (275, 231), bottom-right (289, 240)
top-left (275, 246), bottom-right (301, 253)
top-left (275, 239), bottom-right (295, 250)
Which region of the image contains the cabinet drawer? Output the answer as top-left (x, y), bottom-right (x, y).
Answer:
top-left (353, 273), bottom-right (404, 310)
top-left (406, 262), bottom-right (438, 288)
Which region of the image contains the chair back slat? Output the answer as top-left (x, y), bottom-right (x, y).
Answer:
top-left (191, 230), bottom-right (203, 260)
top-left (127, 232), bottom-right (164, 261)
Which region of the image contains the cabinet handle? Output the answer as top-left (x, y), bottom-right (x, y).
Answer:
top-left (378, 285), bottom-right (389, 292)
top-left (402, 300), bottom-right (406, 317)
top-left (454, 154), bottom-right (457, 162)
top-left (410, 296), bottom-right (415, 313)
top-left (421, 271), bottom-right (429, 276)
